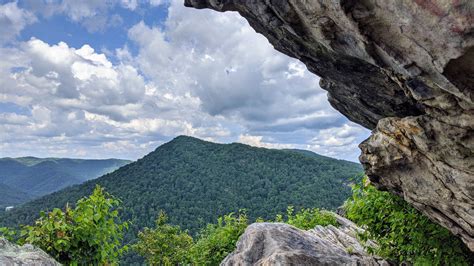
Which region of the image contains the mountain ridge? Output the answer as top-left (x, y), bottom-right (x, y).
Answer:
top-left (0, 135), bottom-right (363, 263)
top-left (0, 157), bottom-right (131, 206)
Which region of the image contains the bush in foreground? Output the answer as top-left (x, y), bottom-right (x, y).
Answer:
top-left (133, 211), bottom-right (193, 265)
top-left (344, 177), bottom-right (473, 265)
top-left (1, 185), bottom-right (128, 265)
top-left (189, 211), bottom-right (248, 265)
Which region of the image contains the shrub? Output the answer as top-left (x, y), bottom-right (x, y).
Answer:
top-left (133, 211), bottom-right (193, 265)
top-left (283, 206), bottom-right (337, 229)
top-left (19, 185), bottom-right (128, 264)
top-left (344, 177), bottom-right (473, 265)
top-left (0, 226), bottom-right (17, 242)
top-left (189, 211), bottom-right (248, 265)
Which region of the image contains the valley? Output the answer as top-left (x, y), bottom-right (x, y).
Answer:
top-left (0, 157), bottom-right (130, 209)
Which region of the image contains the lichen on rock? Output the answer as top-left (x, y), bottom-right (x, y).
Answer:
top-left (184, 0), bottom-right (474, 250)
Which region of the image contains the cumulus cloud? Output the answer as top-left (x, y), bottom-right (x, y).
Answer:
top-left (0, 2), bottom-right (36, 43)
top-left (0, 36), bottom-right (233, 159)
top-left (238, 134), bottom-right (294, 150)
top-left (306, 123), bottom-right (368, 160)
top-left (0, 0), bottom-right (370, 161)
top-left (127, 1), bottom-right (345, 132)
top-left (16, 38), bottom-right (146, 115)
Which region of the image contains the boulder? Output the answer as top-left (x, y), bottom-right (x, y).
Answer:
top-left (0, 238), bottom-right (60, 266)
top-left (222, 214), bottom-right (389, 265)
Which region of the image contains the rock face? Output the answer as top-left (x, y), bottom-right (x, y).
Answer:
top-left (0, 238), bottom-right (60, 266)
top-left (222, 214), bottom-right (389, 265)
top-left (184, 0), bottom-right (474, 250)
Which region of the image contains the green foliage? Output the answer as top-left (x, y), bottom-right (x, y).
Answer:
top-left (189, 211), bottom-right (248, 265)
top-left (0, 136), bottom-right (362, 263)
top-left (283, 206), bottom-right (337, 230)
top-left (344, 177), bottom-right (473, 265)
top-left (0, 226), bottom-right (18, 242)
top-left (134, 208), bottom-right (339, 265)
top-left (18, 185), bottom-right (129, 265)
top-left (133, 211), bottom-right (193, 265)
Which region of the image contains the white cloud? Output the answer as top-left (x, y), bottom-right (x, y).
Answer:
top-left (19, 0), bottom-right (167, 33)
top-left (0, 0), bottom-right (370, 162)
top-left (60, 0), bottom-right (109, 21)
top-left (0, 36), bottom-right (235, 159)
top-left (0, 112), bottom-right (29, 125)
top-left (31, 105), bottom-right (52, 124)
top-left (127, 1), bottom-right (342, 130)
top-left (238, 134), bottom-right (294, 149)
top-left (121, 0), bottom-right (138, 10)
top-left (149, 0), bottom-right (166, 6)
top-left (20, 0), bottom-right (127, 33)
top-left (306, 123), bottom-right (368, 160)
top-left (0, 2), bottom-right (37, 44)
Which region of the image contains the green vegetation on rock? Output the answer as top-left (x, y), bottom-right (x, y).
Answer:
top-left (188, 211), bottom-right (248, 265)
top-left (278, 206), bottom-right (337, 230)
top-left (344, 177), bottom-right (473, 265)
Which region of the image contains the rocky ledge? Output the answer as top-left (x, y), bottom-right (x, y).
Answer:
top-left (222, 214), bottom-right (389, 265)
top-left (0, 238), bottom-right (60, 266)
top-left (184, 0), bottom-right (473, 250)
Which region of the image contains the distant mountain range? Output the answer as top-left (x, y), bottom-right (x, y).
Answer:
top-left (0, 157), bottom-right (131, 208)
top-left (0, 136), bottom-right (362, 263)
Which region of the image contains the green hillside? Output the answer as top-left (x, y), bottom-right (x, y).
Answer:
top-left (0, 183), bottom-right (33, 210)
top-left (0, 136), bottom-right (363, 263)
top-left (0, 157), bottom-right (131, 200)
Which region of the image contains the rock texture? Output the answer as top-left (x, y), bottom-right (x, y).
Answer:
top-left (184, 0), bottom-right (474, 250)
top-left (222, 214), bottom-right (389, 265)
top-left (0, 238), bottom-right (60, 266)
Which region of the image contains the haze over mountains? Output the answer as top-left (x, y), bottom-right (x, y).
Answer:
top-left (0, 157), bottom-right (130, 208)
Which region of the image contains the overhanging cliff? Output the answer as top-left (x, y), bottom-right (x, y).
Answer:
top-left (184, 0), bottom-right (473, 251)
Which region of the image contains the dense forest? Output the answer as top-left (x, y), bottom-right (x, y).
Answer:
top-left (0, 183), bottom-right (33, 210)
top-left (0, 136), bottom-right (362, 263)
top-left (0, 157), bottom-right (130, 206)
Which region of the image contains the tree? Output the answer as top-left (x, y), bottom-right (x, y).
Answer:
top-left (344, 177), bottom-right (473, 265)
top-left (189, 211), bottom-right (248, 265)
top-left (19, 185), bottom-right (128, 265)
top-left (133, 211), bottom-right (193, 265)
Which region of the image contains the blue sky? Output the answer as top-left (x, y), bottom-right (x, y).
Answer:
top-left (15, 1), bottom-right (168, 55)
top-left (0, 0), bottom-right (370, 161)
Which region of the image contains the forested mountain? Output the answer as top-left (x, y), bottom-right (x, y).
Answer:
top-left (0, 157), bottom-right (131, 204)
top-left (0, 183), bottom-right (33, 210)
top-left (0, 136), bottom-right (362, 263)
